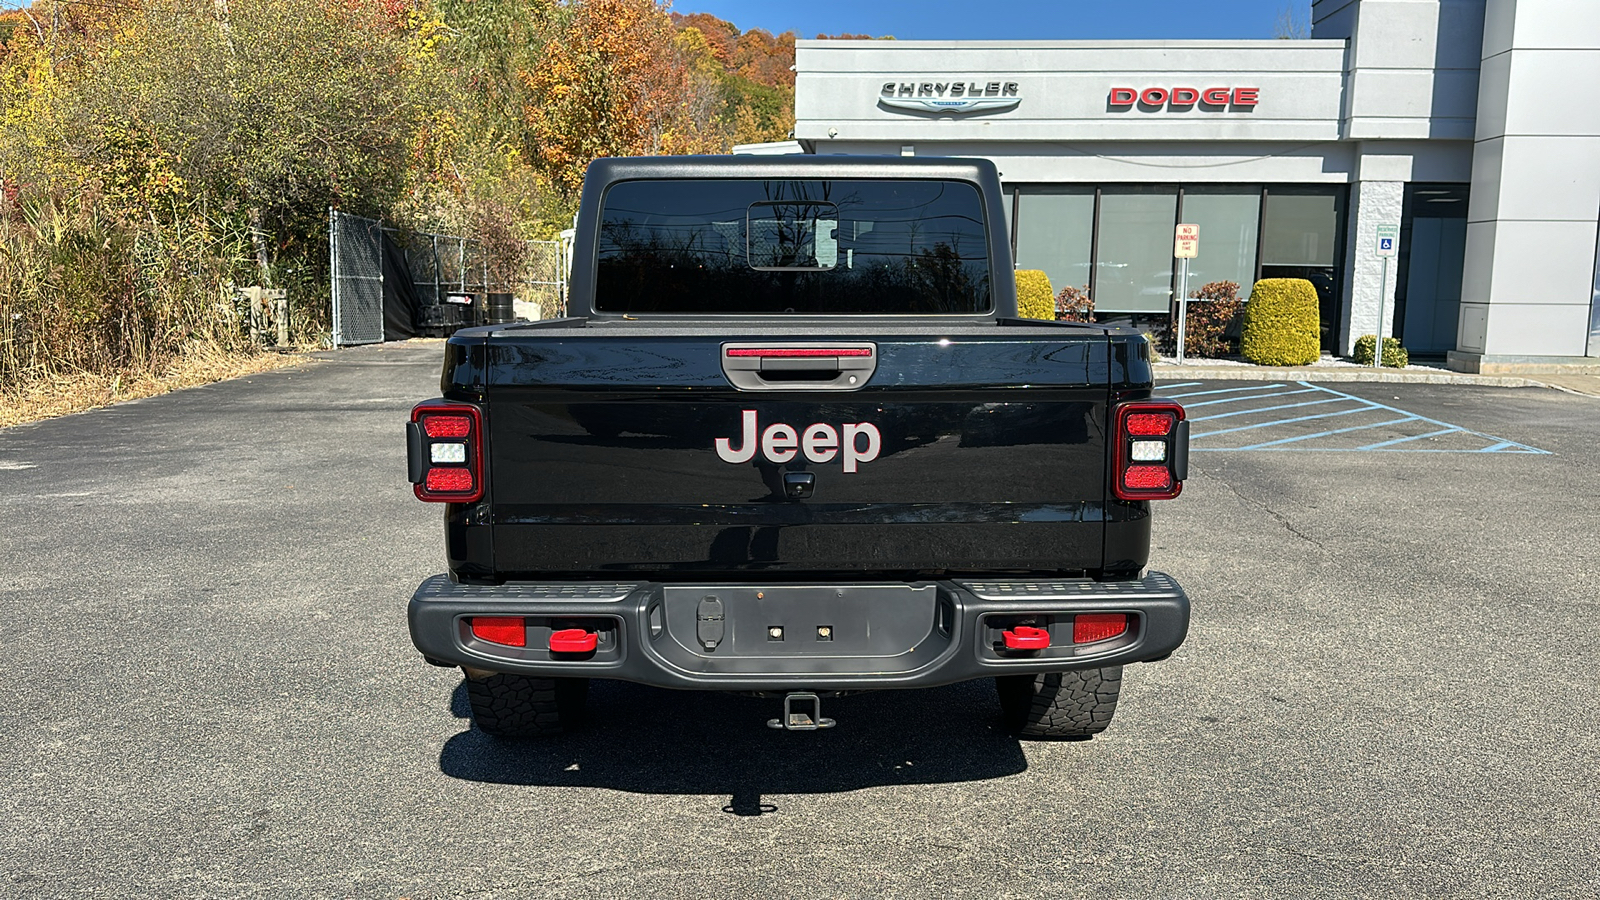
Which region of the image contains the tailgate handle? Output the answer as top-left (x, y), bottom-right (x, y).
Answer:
top-left (721, 343), bottom-right (876, 392)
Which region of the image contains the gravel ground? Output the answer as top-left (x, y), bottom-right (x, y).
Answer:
top-left (1, 343), bottom-right (1596, 899)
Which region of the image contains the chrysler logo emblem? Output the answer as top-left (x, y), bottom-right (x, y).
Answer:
top-left (879, 80), bottom-right (1021, 115)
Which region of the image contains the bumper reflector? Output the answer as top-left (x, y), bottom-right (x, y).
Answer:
top-left (550, 628), bottom-right (598, 653)
top-left (471, 616), bottom-right (526, 647)
top-left (1002, 625), bottom-right (1051, 650)
top-left (1073, 613), bottom-right (1128, 644)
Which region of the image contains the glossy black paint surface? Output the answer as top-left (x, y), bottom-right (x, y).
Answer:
top-left (439, 325), bottom-right (1157, 581)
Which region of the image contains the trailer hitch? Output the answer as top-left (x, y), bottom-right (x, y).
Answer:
top-left (767, 692), bottom-right (836, 731)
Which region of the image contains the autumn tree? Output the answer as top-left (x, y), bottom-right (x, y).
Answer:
top-left (523, 0), bottom-right (723, 197)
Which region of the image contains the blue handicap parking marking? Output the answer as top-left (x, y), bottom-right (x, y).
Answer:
top-left (1161, 381), bottom-right (1548, 454)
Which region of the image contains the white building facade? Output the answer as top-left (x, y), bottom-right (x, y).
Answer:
top-left (780, 0), bottom-right (1600, 371)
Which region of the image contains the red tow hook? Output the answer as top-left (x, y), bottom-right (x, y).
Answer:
top-left (549, 628), bottom-right (598, 653)
top-left (1002, 625), bottom-right (1050, 651)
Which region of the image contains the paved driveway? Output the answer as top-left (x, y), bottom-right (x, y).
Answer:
top-left (2, 345), bottom-right (1596, 898)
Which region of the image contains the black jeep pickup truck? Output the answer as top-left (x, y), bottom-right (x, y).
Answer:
top-left (406, 155), bottom-right (1190, 738)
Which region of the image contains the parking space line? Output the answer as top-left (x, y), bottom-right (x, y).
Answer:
top-left (1191, 405), bottom-right (1375, 438)
top-left (1181, 381), bottom-right (1550, 454)
top-left (1161, 382), bottom-right (1204, 390)
top-left (1188, 396), bottom-right (1348, 421)
top-left (1305, 383), bottom-right (1548, 454)
top-left (1182, 388), bottom-right (1321, 408)
top-left (1358, 428), bottom-right (1459, 450)
top-left (1231, 416), bottom-right (1418, 450)
top-left (1165, 384), bottom-right (1287, 399)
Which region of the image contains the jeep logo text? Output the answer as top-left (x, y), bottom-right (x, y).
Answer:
top-left (715, 410), bottom-right (881, 473)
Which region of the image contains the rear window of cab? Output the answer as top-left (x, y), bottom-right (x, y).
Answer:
top-left (595, 178), bottom-right (993, 315)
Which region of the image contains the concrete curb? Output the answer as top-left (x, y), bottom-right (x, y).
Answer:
top-left (1153, 364), bottom-right (1541, 388)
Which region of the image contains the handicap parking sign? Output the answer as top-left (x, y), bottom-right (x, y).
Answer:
top-left (1375, 225), bottom-right (1400, 258)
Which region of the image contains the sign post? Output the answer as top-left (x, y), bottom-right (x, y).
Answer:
top-left (1374, 224), bottom-right (1400, 368)
top-left (1174, 224), bottom-right (1199, 364)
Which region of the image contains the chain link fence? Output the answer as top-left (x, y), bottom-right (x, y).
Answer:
top-left (330, 208), bottom-right (568, 346)
top-left (330, 210), bottom-right (386, 346)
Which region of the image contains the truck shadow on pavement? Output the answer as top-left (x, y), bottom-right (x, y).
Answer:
top-left (438, 678), bottom-right (1029, 815)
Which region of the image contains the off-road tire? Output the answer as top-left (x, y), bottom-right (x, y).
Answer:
top-left (464, 672), bottom-right (588, 737)
top-left (996, 666), bottom-right (1122, 739)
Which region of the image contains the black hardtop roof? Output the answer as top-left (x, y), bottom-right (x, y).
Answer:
top-left (569, 154), bottom-right (1015, 320)
top-left (582, 154), bottom-right (1001, 186)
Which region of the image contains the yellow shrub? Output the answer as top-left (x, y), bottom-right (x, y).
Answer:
top-left (1241, 278), bottom-right (1320, 366)
top-left (1014, 269), bottom-right (1055, 320)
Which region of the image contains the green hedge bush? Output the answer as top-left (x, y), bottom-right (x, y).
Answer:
top-left (1241, 278), bottom-right (1321, 366)
top-left (1014, 269), bottom-right (1055, 320)
top-left (1353, 334), bottom-right (1409, 368)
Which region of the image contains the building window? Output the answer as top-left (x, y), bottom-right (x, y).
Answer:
top-left (1013, 187), bottom-right (1094, 299)
top-left (1006, 182), bottom-right (1346, 330)
top-left (1096, 186), bottom-right (1178, 314)
top-left (1259, 186), bottom-right (1346, 352)
top-left (1178, 188), bottom-right (1261, 297)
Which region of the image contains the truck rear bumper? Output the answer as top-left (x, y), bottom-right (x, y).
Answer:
top-left (408, 573), bottom-right (1189, 691)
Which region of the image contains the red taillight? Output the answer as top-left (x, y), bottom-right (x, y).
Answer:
top-left (1122, 465), bottom-right (1172, 490)
top-left (471, 616), bottom-right (525, 647)
top-left (411, 402), bottom-right (484, 503)
top-left (1113, 400), bottom-right (1187, 501)
top-left (425, 467), bottom-right (474, 493)
top-left (1073, 613), bottom-right (1128, 644)
top-left (422, 415), bottom-right (471, 439)
top-left (1125, 413), bottom-right (1175, 436)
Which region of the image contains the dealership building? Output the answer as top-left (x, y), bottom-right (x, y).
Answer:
top-left (764, 0), bottom-right (1600, 371)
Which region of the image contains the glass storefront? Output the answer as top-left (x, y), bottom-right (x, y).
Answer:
top-left (1096, 187), bottom-right (1178, 314)
top-left (1012, 188), bottom-right (1094, 300)
top-left (1259, 187), bottom-right (1346, 352)
top-left (1181, 188), bottom-right (1261, 297)
top-left (1007, 183), bottom-right (1346, 341)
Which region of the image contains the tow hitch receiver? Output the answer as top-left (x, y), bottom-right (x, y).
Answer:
top-left (767, 692), bottom-right (836, 731)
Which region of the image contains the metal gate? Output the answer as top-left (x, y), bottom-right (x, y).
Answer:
top-left (330, 210), bottom-right (385, 346)
top-left (330, 209), bottom-right (568, 345)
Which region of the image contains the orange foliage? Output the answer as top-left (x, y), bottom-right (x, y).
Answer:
top-left (523, 0), bottom-right (721, 196)
top-left (731, 27), bottom-right (794, 88)
top-left (671, 12), bottom-right (737, 63)
top-left (669, 11), bottom-right (797, 91)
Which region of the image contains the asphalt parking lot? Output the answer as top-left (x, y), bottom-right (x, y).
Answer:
top-left (2, 342), bottom-right (1597, 899)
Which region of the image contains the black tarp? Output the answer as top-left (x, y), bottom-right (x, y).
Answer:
top-left (382, 231), bottom-right (420, 341)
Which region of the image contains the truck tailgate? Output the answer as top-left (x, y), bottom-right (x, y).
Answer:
top-left (480, 327), bottom-right (1117, 578)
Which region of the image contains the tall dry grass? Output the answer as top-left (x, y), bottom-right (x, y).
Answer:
top-left (0, 197), bottom-right (262, 409)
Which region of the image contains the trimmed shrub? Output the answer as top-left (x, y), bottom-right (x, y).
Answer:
top-left (1241, 278), bottom-right (1321, 366)
top-left (1015, 269), bottom-right (1055, 320)
top-left (1159, 280), bottom-right (1243, 358)
top-left (1353, 334), bottom-right (1409, 368)
top-left (1054, 284), bottom-right (1094, 322)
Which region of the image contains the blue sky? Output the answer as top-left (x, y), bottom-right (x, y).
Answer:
top-left (0, 0), bottom-right (1312, 36)
top-left (676, 0), bottom-right (1311, 41)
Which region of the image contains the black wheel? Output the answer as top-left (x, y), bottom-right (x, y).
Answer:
top-left (464, 672), bottom-right (588, 737)
top-left (996, 666), bottom-right (1122, 739)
